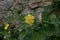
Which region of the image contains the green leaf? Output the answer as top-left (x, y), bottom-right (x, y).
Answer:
top-left (20, 30), bottom-right (27, 40)
top-left (30, 31), bottom-right (46, 40)
top-left (44, 24), bottom-right (55, 36)
top-left (55, 24), bottom-right (60, 36)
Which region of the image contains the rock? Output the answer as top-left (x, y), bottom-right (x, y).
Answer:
top-left (39, 0), bottom-right (52, 6)
top-left (35, 7), bottom-right (44, 22)
top-left (28, 0), bottom-right (52, 8)
top-left (3, 11), bottom-right (12, 18)
top-left (0, 0), bottom-right (15, 11)
top-left (28, 0), bottom-right (41, 8)
top-left (38, 13), bottom-right (42, 22)
top-left (0, 0), bottom-right (16, 19)
top-left (10, 0), bottom-right (22, 10)
top-left (0, 0), bottom-right (3, 2)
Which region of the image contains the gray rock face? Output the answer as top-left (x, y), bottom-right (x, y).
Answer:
top-left (28, 0), bottom-right (52, 8)
top-left (0, 0), bottom-right (3, 2)
top-left (0, 0), bottom-right (16, 19)
top-left (0, 0), bottom-right (15, 11)
top-left (0, 0), bottom-right (52, 24)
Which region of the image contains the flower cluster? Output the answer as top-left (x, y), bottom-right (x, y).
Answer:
top-left (24, 14), bottom-right (35, 24)
top-left (4, 23), bottom-right (9, 30)
top-left (4, 14), bottom-right (35, 30)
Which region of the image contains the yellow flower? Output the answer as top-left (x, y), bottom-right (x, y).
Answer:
top-left (24, 14), bottom-right (35, 24)
top-left (4, 23), bottom-right (9, 30)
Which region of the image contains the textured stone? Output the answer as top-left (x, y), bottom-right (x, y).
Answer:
top-left (0, 0), bottom-right (15, 11)
top-left (28, 0), bottom-right (52, 8)
top-left (0, 0), bottom-right (16, 19)
top-left (0, 0), bottom-right (52, 24)
top-left (0, 0), bottom-right (3, 2)
top-left (28, 0), bottom-right (41, 8)
top-left (35, 8), bottom-right (44, 22)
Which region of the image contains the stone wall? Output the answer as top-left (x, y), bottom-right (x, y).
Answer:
top-left (0, 0), bottom-right (52, 23)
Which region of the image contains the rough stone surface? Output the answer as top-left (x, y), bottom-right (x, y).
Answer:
top-left (35, 7), bottom-right (44, 22)
top-left (28, 0), bottom-right (52, 8)
top-left (0, 0), bottom-right (52, 24)
top-left (0, 0), bottom-right (3, 2)
top-left (0, 0), bottom-right (16, 19)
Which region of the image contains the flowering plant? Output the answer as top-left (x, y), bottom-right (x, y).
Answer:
top-left (0, 0), bottom-right (60, 40)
